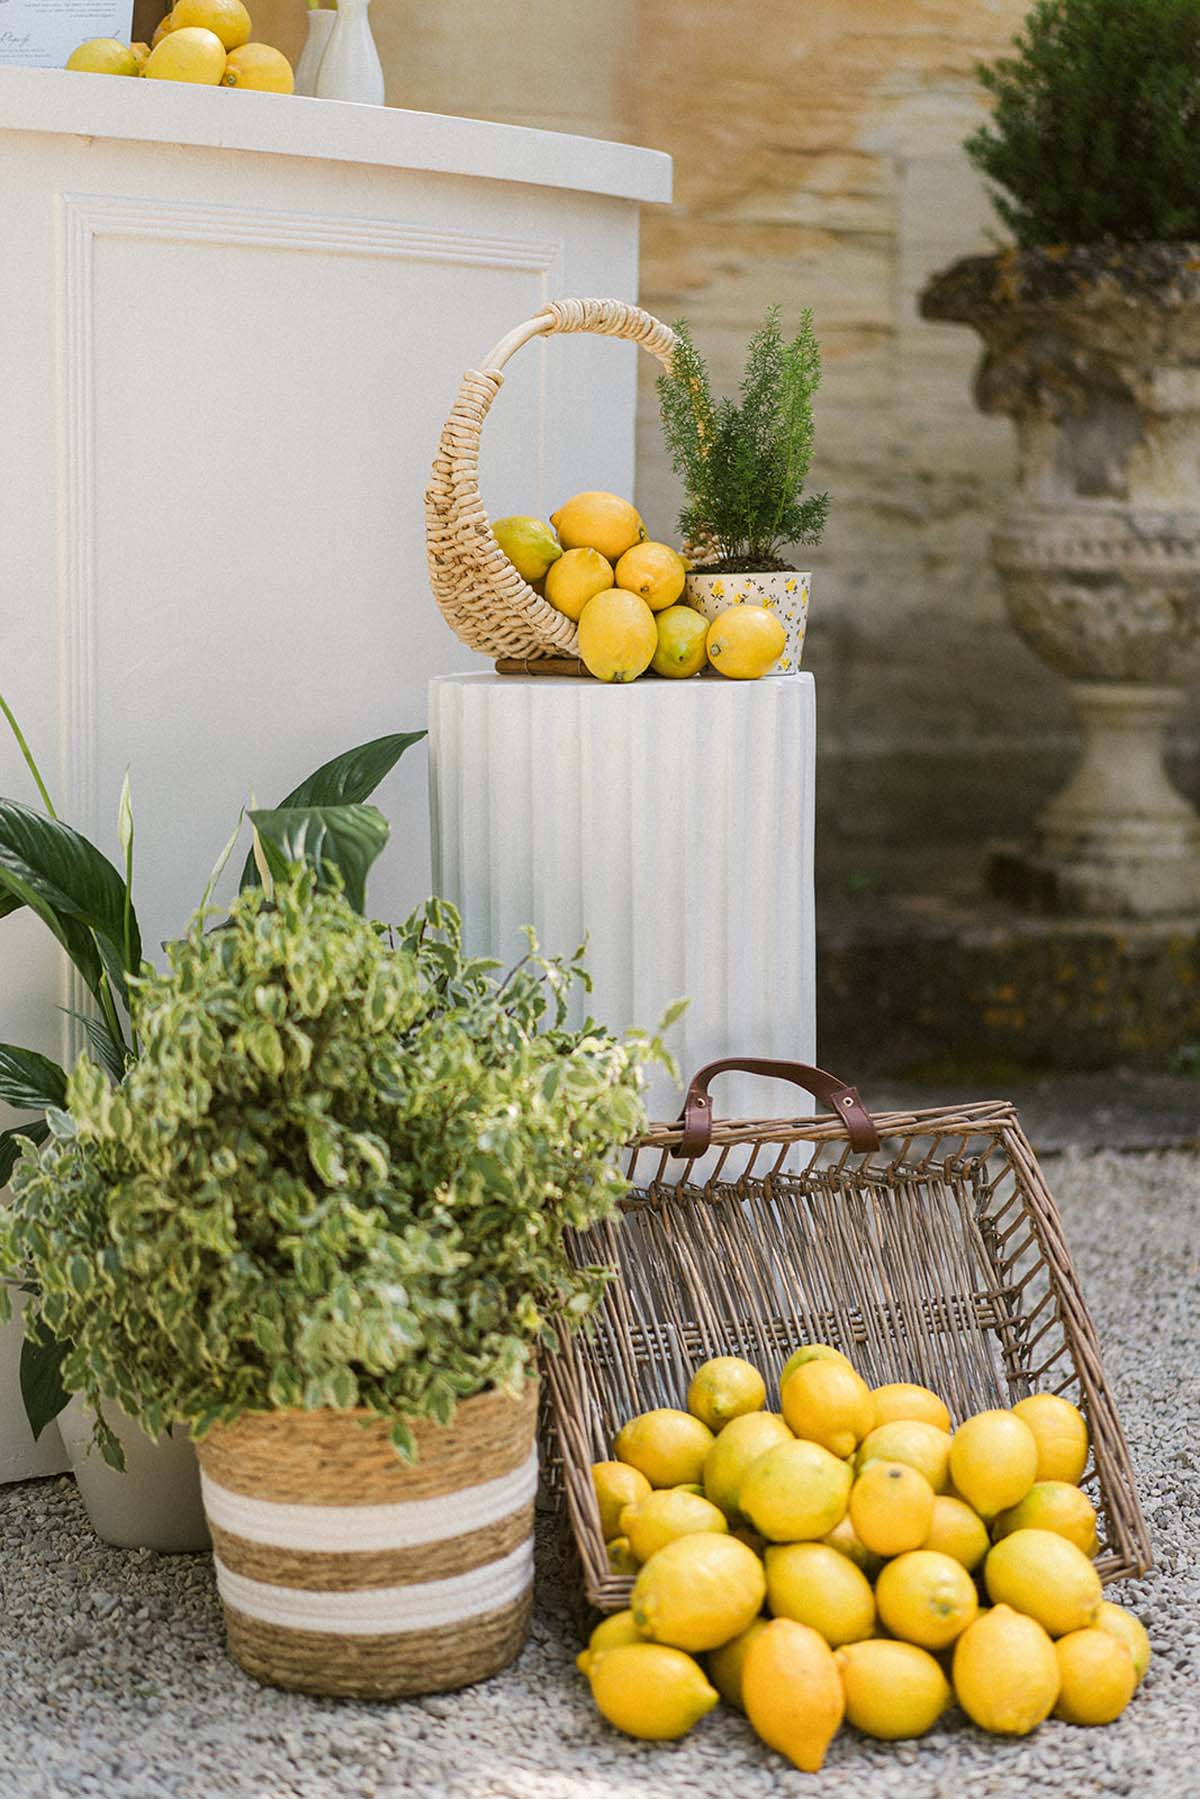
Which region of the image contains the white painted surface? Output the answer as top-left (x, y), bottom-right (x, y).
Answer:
top-left (428, 673), bottom-right (818, 1126)
top-left (0, 1295), bottom-right (69, 1482)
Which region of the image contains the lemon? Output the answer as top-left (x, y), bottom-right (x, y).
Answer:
top-left (144, 26), bottom-right (226, 80)
top-left (781, 1358), bottom-right (873, 1459)
top-left (614, 541), bottom-right (687, 611)
top-left (130, 40), bottom-right (151, 69)
top-left (1096, 1600), bottom-right (1150, 1683)
top-left (739, 1438), bottom-right (853, 1543)
top-left (707, 1616), bottom-right (768, 1711)
top-left (984, 1528), bottom-right (1102, 1637)
top-left (1053, 1626), bottom-right (1137, 1725)
top-left (870, 1382), bottom-right (952, 1433)
top-left (551, 491), bottom-right (645, 561)
top-left (631, 1532), bottom-right (766, 1652)
top-left (542, 546), bottom-right (613, 620)
top-left (820, 1512), bottom-right (883, 1578)
top-left (993, 1479), bottom-right (1098, 1555)
top-left (949, 1408), bottom-right (1039, 1517)
top-left (588, 1641), bottom-right (718, 1739)
top-left (651, 604), bottom-right (709, 678)
top-left (591, 1460), bottom-right (651, 1540)
top-left (1012, 1393), bottom-right (1090, 1484)
top-left (619, 1487), bottom-right (728, 1563)
top-left (836, 1639), bottom-right (951, 1740)
top-left (952, 1603), bottom-right (1060, 1734)
top-left (222, 43), bottom-right (294, 89)
top-left (856, 1419), bottom-right (952, 1493)
top-left (172, 0), bottom-right (250, 47)
top-left (66, 37), bottom-right (141, 73)
top-left (606, 1536), bottom-right (639, 1576)
top-left (706, 606), bottom-right (786, 679)
top-left (780, 1343), bottom-right (854, 1386)
top-left (921, 1495), bottom-right (990, 1571)
top-left (874, 1549), bottom-right (979, 1650)
top-left (703, 1411), bottom-right (793, 1522)
top-left (491, 516), bottom-right (562, 583)
top-left (742, 1618), bottom-right (845, 1773)
top-left (686, 1356), bottom-right (766, 1432)
top-left (673, 1482), bottom-right (705, 1496)
top-left (577, 589), bottom-right (658, 683)
top-left (151, 10), bottom-right (177, 44)
top-left (614, 1409), bottom-right (714, 1489)
top-left (849, 1460), bottom-right (935, 1557)
top-left (765, 1542), bottom-right (875, 1647)
top-left (575, 1608), bottom-right (642, 1675)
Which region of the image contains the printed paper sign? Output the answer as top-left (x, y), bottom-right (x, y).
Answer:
top-left (0, 0), bottom-right (135, 68)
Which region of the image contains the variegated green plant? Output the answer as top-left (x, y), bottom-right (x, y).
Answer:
top-left (0, 870), bottom-right (671, 1464)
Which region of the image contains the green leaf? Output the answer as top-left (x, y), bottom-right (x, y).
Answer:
top-left (62, 1010), bottom-right (128, 1085)
top-left (19, 1325), bottom-right (70, 1441)
top-left (248, 804), bottom-right (389, 914)
top-left (0, 1119), bottom-right (49, 1187)
top-left (0, 1044), bottom-right (67, 1112)
top-left (240, 732), bottom-right (425, 891)
top-left (0, 800), bottom-right (141, 998)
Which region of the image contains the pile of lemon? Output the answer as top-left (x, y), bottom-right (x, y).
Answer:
top-left (494, 494), bottom-right (784, 683)
top-left (66, 0), bottom-right (293, 91)
top-left (580, 1346), bottom-right (1148, 1772)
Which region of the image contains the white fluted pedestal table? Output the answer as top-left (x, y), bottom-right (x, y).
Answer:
top-left (428, 673), bottom-right (816, 1125)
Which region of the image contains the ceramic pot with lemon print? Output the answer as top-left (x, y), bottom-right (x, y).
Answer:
top-left (684, 570), bottom-right (811, 675)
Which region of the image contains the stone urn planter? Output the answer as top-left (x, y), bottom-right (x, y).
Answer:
top-left (921, 245), bottom-right (1200, 917)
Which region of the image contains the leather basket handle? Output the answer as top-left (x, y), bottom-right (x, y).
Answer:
top-left (671, 1057), bottom-right (881, 1159)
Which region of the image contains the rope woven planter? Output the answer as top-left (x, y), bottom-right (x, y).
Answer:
top-left (425, 297), bottom-right (677, 662)
top-left (197, 1381), bottom-right (538, 1698)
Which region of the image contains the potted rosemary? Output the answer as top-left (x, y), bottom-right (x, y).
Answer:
top-left (657, 306), bottom-right (829, 674)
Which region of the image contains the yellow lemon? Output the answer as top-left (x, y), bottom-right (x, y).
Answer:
top-left (984, 1528), bottom-right (1102, 1637)
top-left (591, 1460), bottom-right (651, 1540)
top-left (835, 1639), bottom-right (951, 1740)
top-left (687, 1355), bottom-right (766, 1432)
top-left (66, 37), bottom-right (140, 73)
top-left (739, 1438), bottom-right (853, 1543)
top-left (577, 588), bottom-right (658, 683)
top-left (144, 26), bottom-right (226, 80)
top-left (606, 1536), bottom-right (639, 1576)
top-left (782, 1359), bottom-right (874, 1459)
top-left (870, 1382), bottom-right (952, 1434)
top-left (542, 546), bottom-right (613, 620)
top-left (993, 1480), bottom-right (1098, 1555)
top-left (130, 40), bottom-right (151, 69)
top-left (856, 1420), bottom-right (952, 1493)
top-left (949, 1409), bottom-right (1039, 1518)
top-left (151, 10), bottom-right (177, 43)
top-left (550, 491), bottom-right (645, 561)
top-left (588, 1642), bottom-right (718, 1739)
top-left (1096, 1600), bottom-right (1151, 1684)
top-left (171, 0), bottom-right (250, 47)
top-left (706, 606), bottom-right (786, 679)
top-left (1053, 1626), bottom-right (1137, 1725)
top-left (614, 1409), bottom-right (714, 1489)
top-left (952, 1603), bottom-right (1059, 1734)
top-left (849, 1460), bottom-right (935, 1557)
top-left (702, 1411), bottom-right (793, 1522)
top-left (491, 515), bottom-right (562, 583)
top-left (1012, 1393), bottom-right (1090, 1484)
top-left (780, 1343), bottom-right (854, 1386)
top-left (614, 541), bottom-right (687, 611)
top-left (651, 603), bottom-right (709, 678)
top-left (222, 42), bottom-right (293, 89)
top-left (921, 1495), bottom-right (990, 1572)
top-left (706, 1616), bottom-right (768, 1712)
top-left (575, 1608), bottom-right (642, 1675)
top-left (619, 1488), bottom-right (728, 1564)
top-left (820, 1511), bottom-right (883, 1578)
top-left (742, 1618), bottom-right (845, 1773)
top-left (631, 1532), bottom-right (766, 1653)
top-left (874, 1549), bottom-right (978, 1650)
top-left (764, 1542), bottom-right (875, 1647)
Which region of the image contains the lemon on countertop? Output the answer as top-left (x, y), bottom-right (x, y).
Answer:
top-left (66, 37), bottom-right (141, 73)
top-left (172, 0), bottom-right (250, 48)
top-left (631, 1531), bottom-right (766, 1652)
top-left (705, 605), bottom-right (785, 678)
top-left (143, 26), bottom-right (227, 81)
top-left (836, 1639), bottom-right (952, 1740)
top-left (588, 1641), bottom-right (718, 1739)
top-left (577, 589), bottom-right (658, 683)
top-left (652, 603), bottom-right (710, 678)
top-left (952, 1603), bottom-right (1060, 1735)
top-left (222, 42), bottom-right (294, 89)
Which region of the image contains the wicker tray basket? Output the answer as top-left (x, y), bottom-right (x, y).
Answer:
top-left (425, 297), bottom-right (677, 662)
top-left (542, 1058), bottom-right (1152, 1612)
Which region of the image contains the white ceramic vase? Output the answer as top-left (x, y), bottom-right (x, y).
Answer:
top-left (684, 569), bottom-right (811, 674)
top-left (57, 1395), bottom-right (211, 1553)
top-left (293, 7), bottom-right (336, 96)
top-left (314, 0), bottom-right (385, 104)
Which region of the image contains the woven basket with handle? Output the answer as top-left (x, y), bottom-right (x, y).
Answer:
top-left (425, 297), bottom-right (677, 662)
top-left (542, 1058), bottom-right (1152, 1613)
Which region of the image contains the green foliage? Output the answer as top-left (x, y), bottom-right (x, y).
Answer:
top-left (656, 307), bottom-right (829, 569)
top-left (966, 0), bottom-right (1200, 246)
top-left (0, 873), bottom-right (667, 1464)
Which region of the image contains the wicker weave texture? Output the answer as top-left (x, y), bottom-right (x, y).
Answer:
top-left (425, 297), bottom-right (677, 660)
top-left (543, 1101), bottom-right (1151, 1611)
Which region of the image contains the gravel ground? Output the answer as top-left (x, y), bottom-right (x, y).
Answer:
top-left (0, 1146), bottom-right (1197, 1799)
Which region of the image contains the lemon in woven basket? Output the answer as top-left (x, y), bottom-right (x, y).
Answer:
top-left (619, 1487), bottom-right (728, 1563)
top-left (588, 1642), bottom-right (718, 1739)
top-left (921, 1494), bottom-right (990, 1572)
top-left (870, 1382), bottom-right (952, 1434)
top-left (993, 1479), bottom-right (1098, 1555)
top-left (614, 541), bottom-right (687, 611)
top-left (952, 1603), bottom-right (1060, 1735)
top-left (765, 1542), bottom-right (876, 1647)
top-left (739, 1437), bottom-right (852, 1543)
top-left (836, 1639), bottom-right (951, 1740)
top-left (856, 1419), bottom-right (952, 1493)
top-left (171, 0), bottom-right (250, 46)
top-left (551, 491), bottom-right (645, 561)
top-left (614, 1409), bottom-right (714, 1489)
top-left (687, 1356), bottom-right (767, 1432)
top-left (984, 1528), bottom-right (1102, 1636)
top-left (543, 546), bottom-right (613, 621)
top-left (949, 1408), bottom-right (1039, 1518)
top-left (820, 1511), bottom-right (883, 1577)
top-left (849, 1459), bottom-right (935, 1557)
top-left (492, 515), bottom-right (562, 584)
top-left (591, 1460), bottom-right (651, 1539)
top-left (577, 589), bottom-right (658, 683)
top-left (1013, 1392), bottom-right (1090, 1485)
top-left (875, 1549), bottom-right (978, 1650)
top-left (782, 1358), bottom-right (874, 1458)
top-left (703, 1411), bottom-right (793, 1522)
top-left (779, 1343), bottom-right (854, 1386)
top-left (631, 1532), bottom-right (766, 1652)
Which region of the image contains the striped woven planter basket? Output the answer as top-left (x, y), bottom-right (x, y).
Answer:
top-left (196, 1382), bottom-right (538, 1698)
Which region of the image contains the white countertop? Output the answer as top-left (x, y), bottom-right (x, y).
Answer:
top-left (0, 67), bottom-right (672, 203)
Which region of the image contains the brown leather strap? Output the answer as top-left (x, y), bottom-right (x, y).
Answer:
top-left (671, 1057), bottom-right (880, 1159)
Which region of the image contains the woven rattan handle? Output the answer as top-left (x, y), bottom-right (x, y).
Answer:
top-left (672, 1058), bottom-right (881, 1158)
